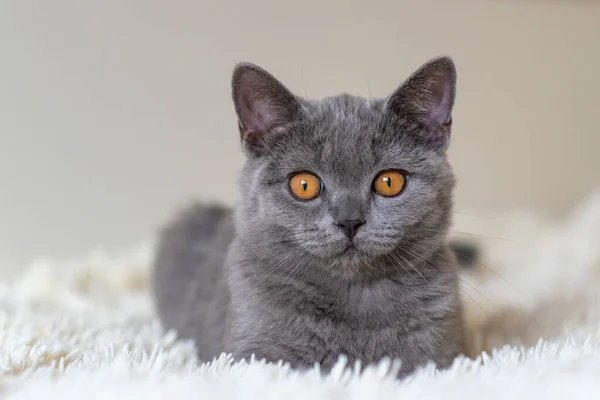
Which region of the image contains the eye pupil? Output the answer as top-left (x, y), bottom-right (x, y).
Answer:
top-left (289, 172), bottom-right (322, 200)
top-left (373, 170), bottom-right (406, 197)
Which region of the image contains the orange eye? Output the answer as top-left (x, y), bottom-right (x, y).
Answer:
top-left (289, 172), bottom-right (322, 200)
top-left (373, 170), bottom-right (406, 197)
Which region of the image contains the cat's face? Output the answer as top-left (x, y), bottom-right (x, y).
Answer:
top-left (232, 58), bottom-right (456, 280)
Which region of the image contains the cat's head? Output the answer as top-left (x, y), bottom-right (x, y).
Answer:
top-left (231, 57), bottom-right (457, 281)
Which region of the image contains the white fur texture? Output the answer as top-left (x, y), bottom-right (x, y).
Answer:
top-left (1, 192), bottom-right (600, 399)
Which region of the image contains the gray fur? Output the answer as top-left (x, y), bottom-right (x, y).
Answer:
top-left (152, 57), bottom-right (464, 378)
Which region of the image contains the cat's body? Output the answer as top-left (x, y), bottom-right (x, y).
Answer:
top-left (153, 57), bottom-right (465, 377)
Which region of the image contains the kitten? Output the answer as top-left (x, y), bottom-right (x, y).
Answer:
top-left (152, 57), bottom-right (464, 378)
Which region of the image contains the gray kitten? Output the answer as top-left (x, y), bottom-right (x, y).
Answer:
top-left (152, 56), bottom-right (464, 378)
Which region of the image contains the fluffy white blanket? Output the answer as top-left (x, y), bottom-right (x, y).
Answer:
top-left (1, 192), bottom-right (599, 399)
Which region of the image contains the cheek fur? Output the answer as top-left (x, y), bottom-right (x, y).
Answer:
top-left (358, 177), bottom-right (444, 244)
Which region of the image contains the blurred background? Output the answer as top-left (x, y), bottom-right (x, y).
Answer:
top-left (0, 0), bottom-right (599, 267)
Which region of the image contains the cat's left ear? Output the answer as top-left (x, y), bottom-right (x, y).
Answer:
top-left (385, 56), bottom-right (456, 148)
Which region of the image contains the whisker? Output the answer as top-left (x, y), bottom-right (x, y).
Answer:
top-left (410, 240), bottom-right (525, 299)
top-left (226, 236), bottom-right (315, 251)
top-left (254, 254), bottom-right (296, 286)
top-left (406, 228), bottom-right (518, 244)
top-left (282, 261), bottom-right (301, 287)
top-left (393, 250), bottom-right (430, 285)
top-left (385, 252), bottom-right (413, 278)
top-left (452, 211), bottom-right (497, 220)
top-left (400, 245), bottom-right (492, 314)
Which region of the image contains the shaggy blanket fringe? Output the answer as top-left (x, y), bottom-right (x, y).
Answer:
top-left (1, 191), bottom-right (600, 399)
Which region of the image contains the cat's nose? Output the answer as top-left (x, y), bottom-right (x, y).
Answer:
top-left (336, 219), bottom-right (365, 239)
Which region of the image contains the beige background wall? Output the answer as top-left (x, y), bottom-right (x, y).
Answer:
top-left (1, 0), bottom-right (599, 266)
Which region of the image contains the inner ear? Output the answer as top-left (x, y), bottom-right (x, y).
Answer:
top-left (232, 63), bottom-right (301, 156)
top-left (420, 66), bottom-right (455, 127)
top-left (386, 56), bottom-right (456, 131)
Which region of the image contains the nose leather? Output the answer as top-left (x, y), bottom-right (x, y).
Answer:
top-left (336, 219), bottom-right (365, 239)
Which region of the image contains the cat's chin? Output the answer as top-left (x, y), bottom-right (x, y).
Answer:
top-left (317, 238), bottom-right (392, 260)
top-left (322, 244), bottom-right (377, 274)
top-left (337, 244), bottom-right (363, 261)
top-left (297, 237), bottom-right (400, 280)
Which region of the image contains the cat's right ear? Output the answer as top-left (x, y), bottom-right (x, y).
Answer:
top-left (232, 63), bottom-right (301, 157)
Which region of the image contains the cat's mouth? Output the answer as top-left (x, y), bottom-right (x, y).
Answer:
top-left (341, 242), bottom-right (360, 255)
